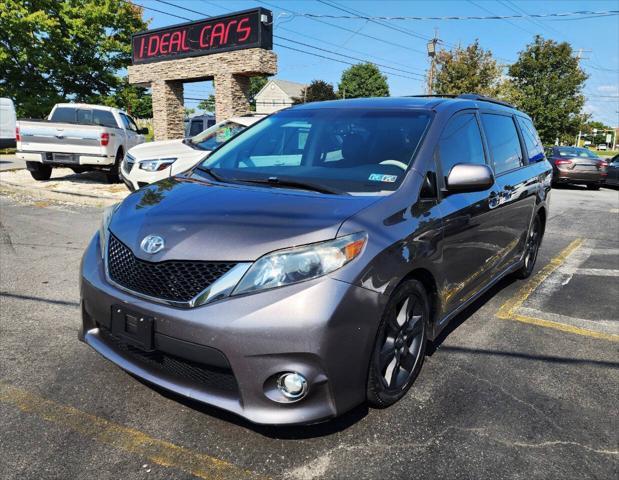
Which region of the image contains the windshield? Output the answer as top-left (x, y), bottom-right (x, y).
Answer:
top-left (197, 108), bottom-right (432, 194)
top-left (189, 120), bottom-right (248, 151)
top-left (556, 147), bottom-right (600, 159)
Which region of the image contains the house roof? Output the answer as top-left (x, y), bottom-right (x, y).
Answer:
top-left (255, 79), bottom-right (307, 100)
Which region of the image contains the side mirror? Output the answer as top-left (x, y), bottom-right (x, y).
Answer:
top-left (446, 163), bottom-right (494, 193)
top-left (138, 127), bottom-right (149, 135)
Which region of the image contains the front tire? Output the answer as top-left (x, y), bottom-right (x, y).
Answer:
top-left (367, 279), bottom-right (429, 408)
top-left (26, 162), bottom-right (52, 181)
top-left (587, 183), bottom-right (601, 190)
top-left (514, 215), bottom-right (542, 279)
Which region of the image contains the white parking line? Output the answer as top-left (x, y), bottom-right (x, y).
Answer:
top-left (574, 268), bottom-right (619, 277)
top-left (519, 307), bottom-right (619, 336)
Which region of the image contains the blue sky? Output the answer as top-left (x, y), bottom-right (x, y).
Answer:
top-left (133, 0), bottom-right (619, 126)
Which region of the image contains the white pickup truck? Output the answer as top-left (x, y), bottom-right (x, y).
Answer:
top-left (16, 103), bottom-right (147, 182)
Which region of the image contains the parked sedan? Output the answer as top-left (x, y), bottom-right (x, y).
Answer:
top-left (605, 154), bottom-right (619, 187)
top-left (547, 146), bottom-right (607, 190)
top-left (121, 115), bottom-right (265, 190)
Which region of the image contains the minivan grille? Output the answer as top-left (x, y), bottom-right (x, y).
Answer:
top-left (107, 234), bottom-right (236, 303)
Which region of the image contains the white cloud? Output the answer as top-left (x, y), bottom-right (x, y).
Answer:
top-left (583, 102), bottom-right (599, 114)
top-left (597, 84), bottom-right (619, 94)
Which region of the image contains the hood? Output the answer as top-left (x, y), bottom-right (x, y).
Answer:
top-left (109, 177), bottom-right (379, 262)
top-left (128, 139), bottom-right (191, 159)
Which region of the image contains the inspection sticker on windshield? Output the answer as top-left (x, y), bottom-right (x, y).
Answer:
top-left (369, 173), bottom-right (398, 183)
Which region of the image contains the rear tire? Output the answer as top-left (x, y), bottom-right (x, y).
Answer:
top-left (587, 183), bottom-right (601, 190)
top-left (26, 162), bottom-right (52, 181)
top-left (514, 215), bottom-right (542, 279)
top-left (106, 150), bottom-right (123, 184)
top-left (367, 279), bottom-right (429, 408)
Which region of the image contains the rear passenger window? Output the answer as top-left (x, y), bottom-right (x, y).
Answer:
top-left (50, 107), bottom-right (76, 123)
top-left (76, 109), bottom-right (93, 124)
top-left (481, 114), bottom-right (523, 174)
top-left (517, 117), bottom-right (544, 163)
top-left (95, 110), bottom-right (119, 128)
top-left (437, 113), bottom-right (486, 181)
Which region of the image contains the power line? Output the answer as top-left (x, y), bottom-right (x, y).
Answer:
top-left (127, 0), bottom-right (191, 21)
top-left (275, 35), bottom-right (425, 78)
top-left (296, 9), bottom-right (619, 21)
top-left (141, 0), bottom-right (426, 80)
top-left (467, 0), bottom-right (538, 36)
top-left (258, 0), bottom-right (427, 54)
top-left (200, 0), bottom-right (425, 73)
top-left (275, 43), bottom-right (421, 81)
top-left (317, 0), bottom-right (431, 42)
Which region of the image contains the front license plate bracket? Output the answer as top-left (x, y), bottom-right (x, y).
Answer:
top-left (111, 305), bottom-right (154, 351)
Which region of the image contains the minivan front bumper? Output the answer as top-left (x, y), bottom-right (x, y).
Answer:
top-left (80, 234), bottom-right (387, 425)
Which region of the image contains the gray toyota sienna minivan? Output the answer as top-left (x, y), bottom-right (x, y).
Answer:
top-left (80, 95), bottom-right (552, 425)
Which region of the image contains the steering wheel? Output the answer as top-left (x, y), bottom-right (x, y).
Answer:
top-left (379, 159), bottom-right (408, 171)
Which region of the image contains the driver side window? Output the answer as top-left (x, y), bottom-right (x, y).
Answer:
top-left (437, 113), bottom-right (486, 184)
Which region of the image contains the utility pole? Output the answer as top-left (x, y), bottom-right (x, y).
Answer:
top-left (426, 29), bottom-right (439, 95)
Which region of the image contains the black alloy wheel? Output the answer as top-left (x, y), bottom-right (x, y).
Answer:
top-left (515, 215), bottom-right (542, 279)
top-left (367, 279), bottom-right (429, 407)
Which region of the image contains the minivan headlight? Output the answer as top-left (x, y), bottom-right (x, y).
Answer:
top-left (139, 158), bottom-right (176, 172)
top-left (99, 203), bottom-right (119, 256)
top-left (232, 232), bottom-right (367, 295)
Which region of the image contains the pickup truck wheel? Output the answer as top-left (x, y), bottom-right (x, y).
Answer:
top-left (106, 151), bottom-right (122, 184)
top-left (26, 162), bottom-right (52, 181)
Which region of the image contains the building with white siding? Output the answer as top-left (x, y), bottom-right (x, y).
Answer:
top-left (255, 79), bottom-right (307, 114)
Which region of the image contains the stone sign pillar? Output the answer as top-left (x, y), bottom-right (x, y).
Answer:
top-left (128, 48), bottom-right (277, 140)
top-left (127, 8), bottom-right (275, 140)
top-left (214, 74), bottom-right (250, 121)
top-left (150, 80), bottom-right (185, 140)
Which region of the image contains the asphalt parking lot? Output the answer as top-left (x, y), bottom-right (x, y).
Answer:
top-left (0, 184), bottom-right (617, 480)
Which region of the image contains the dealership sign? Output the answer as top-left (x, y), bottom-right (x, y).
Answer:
top-left (132, 8), bottom-right (273, 65)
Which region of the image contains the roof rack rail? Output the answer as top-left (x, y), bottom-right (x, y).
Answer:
top-left (406, 94), bottom-right (457, 98)
top-left (406, 93), bottom-right (515, 108)
top-left (456, 94), bottom-right (515, 108)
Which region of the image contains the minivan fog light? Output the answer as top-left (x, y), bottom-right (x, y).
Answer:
top-left (277, 372), bottom-right (308, 400)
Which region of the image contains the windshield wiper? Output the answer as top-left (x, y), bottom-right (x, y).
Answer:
top-left (237, 176), bottom-right (344, 195)
top-left (194, 165), bottom-right (227, 182)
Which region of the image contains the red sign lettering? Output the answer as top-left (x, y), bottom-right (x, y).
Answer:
top-left (132, 9), bottom-right (272, 64)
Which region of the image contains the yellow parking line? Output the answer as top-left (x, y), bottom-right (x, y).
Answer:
top-left (0, 382), bottom-right (266, 480)
top-left (497, 238), bottom-right (619, 343)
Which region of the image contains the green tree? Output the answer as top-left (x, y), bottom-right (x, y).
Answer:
top-left (96, 77), bottom-right (152, 118)
top-left (293, 80), bottom-right (337, 104)
top-left (508, 36), bottom-right (587, 144)
top-left (248, 76), bottom-right (269, 111)
top-left (197, 95), bottom-right (216, 113)
top-left (338, 63), bottom-right (389, 99)
top-left (0, 0), bottom-right (147, 118)
top-left (432, 40), bottom-right (502, 97)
